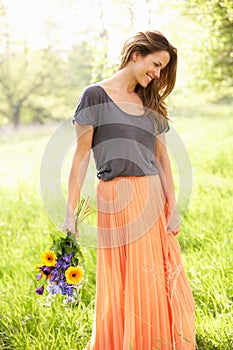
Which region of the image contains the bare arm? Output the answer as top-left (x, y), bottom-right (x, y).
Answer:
top-left (62, 123), bottom-right (94, 233)
top-left (155, 133), bottom-right (180, 235)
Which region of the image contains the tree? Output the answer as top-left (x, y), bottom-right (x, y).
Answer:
top-left (0, 3), bottom-right (64, 128)
top-left (182, 0), bottom-right (233, 100)
top-left (0, 2), bottom-right (93, 127)
top-left (0, 42), bottom-right (61, 127)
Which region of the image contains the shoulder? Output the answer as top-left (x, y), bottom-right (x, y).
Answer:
top-left (79, 84), bottom-right (106, 105)
top-left (73, 85), bottom-right (103, 126)
top-left (82, 84), bottom-right (102, 95)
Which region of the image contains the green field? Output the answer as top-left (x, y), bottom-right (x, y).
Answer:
top-left (0, 110), bottom-right (233, 350)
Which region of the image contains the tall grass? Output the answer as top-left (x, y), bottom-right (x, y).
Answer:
top-left (0, 110), bottom-right (232, 349)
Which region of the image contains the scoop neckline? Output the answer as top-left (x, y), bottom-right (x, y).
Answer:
top-left (96, 84), bottom-right (145, 118)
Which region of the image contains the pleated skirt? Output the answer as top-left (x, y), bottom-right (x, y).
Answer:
top-left (85, 175), bottom-right (196, 350)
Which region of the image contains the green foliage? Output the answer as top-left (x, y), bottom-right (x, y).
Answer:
top-left (0, 6), bottom-right (93, 127)
top-left (182, 0), bottom-right (233, 99)
top-left (50, 231), bottom-right (84, 266)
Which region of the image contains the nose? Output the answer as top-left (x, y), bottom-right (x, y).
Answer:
top-left (154, 68), bottom-right (160, 79)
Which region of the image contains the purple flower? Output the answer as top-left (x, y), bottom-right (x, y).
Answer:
top-left (55, 259), bottom-right (63, 268)
top-left (35, 285), bottom-right (44, 295)
top-left (36, 273), bottom-right (42, 281)
top-left (55, 259), bottom-right (69, 270)
top-left (63, 254), bottom-right (72, 263)
top-left (41, 266), bottom-right (53, 275)
top-left (50, 267), bottom-right (60, 282)
top-left (58, 280), bottom-right (66, 290)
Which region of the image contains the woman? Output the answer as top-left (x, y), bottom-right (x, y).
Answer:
top-left (62, 30), bottom-right (196, 350)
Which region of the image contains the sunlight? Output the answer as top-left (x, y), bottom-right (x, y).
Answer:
top-left (3, 0), bottom-right (190, 92)
top-left (5, 0), bottom-right (175, 53)
top-left (5, 0), bottom-right (99, 49)
top-left (5, 0), bottom-right (52, 48)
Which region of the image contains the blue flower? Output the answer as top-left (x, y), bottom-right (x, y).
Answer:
top-left (50, 268), bottom-right (59, 282)
top-left (55, 258), bottom-right (63, 268)
top-left (66, 287), bottom-right (74, 296)
top-left (64, 295), bottom-right (75, 304)
top-left (61, 285), bottom-right (73, 296)
top-left (58, 280), bottom-right (66, 289)
top-left (47, 284), bottom-right (61, 295)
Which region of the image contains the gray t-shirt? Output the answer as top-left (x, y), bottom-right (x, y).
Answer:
top-left (73, 84), bottom-right (169, 181)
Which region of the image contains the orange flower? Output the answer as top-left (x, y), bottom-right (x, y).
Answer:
top-left (41, 251), bottom-right (57, 267)
top-left (65, 266), bottom-right (84, 284)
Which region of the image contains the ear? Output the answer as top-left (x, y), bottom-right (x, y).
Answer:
top-left (132, 51), bottom-right (140, 62)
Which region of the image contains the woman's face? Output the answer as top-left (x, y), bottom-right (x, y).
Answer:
top-left (133, 50), bottom-right (170, 87)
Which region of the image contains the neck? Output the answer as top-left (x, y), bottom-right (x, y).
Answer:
top-left (99, 68), bottom-right (137, 94)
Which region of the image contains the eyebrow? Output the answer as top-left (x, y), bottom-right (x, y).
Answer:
top-left (154, 60), bottom-right (163, 67)
top-left (153, 59), bottom-right (167, 69)
top-left (157, 60), bottom-right (168, 69)
top-left (159, 61), bottom-right (167, 69)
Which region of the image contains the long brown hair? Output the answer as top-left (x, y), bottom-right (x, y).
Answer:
top-left (119, 30), bottom-right (177, 128)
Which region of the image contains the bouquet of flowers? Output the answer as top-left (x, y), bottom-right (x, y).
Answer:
top-left (35, 197), bottom-right (94, 305)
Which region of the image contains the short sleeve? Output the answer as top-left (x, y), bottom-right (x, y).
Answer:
top-left (72, 86), bottom-right (99, 127)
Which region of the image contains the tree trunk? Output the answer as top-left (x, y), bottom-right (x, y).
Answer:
top-left (12, 104), bottom-right (20, 128)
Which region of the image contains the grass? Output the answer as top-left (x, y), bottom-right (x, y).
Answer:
top-left (0, 108), bottom-right (232, 349)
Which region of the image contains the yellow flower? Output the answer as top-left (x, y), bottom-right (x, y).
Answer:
top-left (41, 251), bottom-right (57, 266)
top-left (35, 264), bottom-right (41, 270)
top-left (65, 266), bottom-right (84, 285)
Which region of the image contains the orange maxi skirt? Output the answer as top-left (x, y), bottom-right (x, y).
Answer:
top-left (86, 175), bottom-right (196, 350)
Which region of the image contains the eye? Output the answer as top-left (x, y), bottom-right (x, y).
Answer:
top-left (153, 62), bottom-right (159, 67)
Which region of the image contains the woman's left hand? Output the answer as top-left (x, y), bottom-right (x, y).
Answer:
top-left (166, 204), bottom-right (180, 235)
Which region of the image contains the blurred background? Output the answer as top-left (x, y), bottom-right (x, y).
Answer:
top-left (0, 0), bottom-right (232, 129)
top-left (0, 1), bottom-right (233, 349)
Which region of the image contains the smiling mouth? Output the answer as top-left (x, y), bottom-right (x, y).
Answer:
top-left (146, 74), bottom-right (153, 82)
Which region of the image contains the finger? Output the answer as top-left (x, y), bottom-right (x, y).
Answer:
top-left (172, 231), bottom-right (179, 236)
top-left (167, 226), bottom-right (180, 235)
top-left (172, 227), bottom-right (180, 235)
top-left (68, 228), bottom-right (76, 234)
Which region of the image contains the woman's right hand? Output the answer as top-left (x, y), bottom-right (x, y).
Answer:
top-left (61, 212), bottom-right (78, 236)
